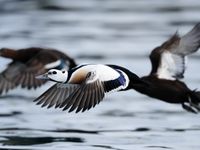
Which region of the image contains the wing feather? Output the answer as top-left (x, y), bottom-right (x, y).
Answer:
top-left (34, 83), bottom-right (79, 108)
top-left (75, 87), bottom-right (88, 113)
top-left (46, 88), bottom-right (62, 108)
top-left (34, 69), bottom-right (124, 113)
top-left (150, 23), bottom-right (200, 80)
top-left (82, 88), bottom-right (92, 112)
top-left (55, 88), bottom-right (66, 108)
top-left (67, 86), bottom-right (85, 112)
top-left (59, 72), bottom-right (106, 113)
top-left (179, 23), bottom-right (200, 54)
top-left (0, 74), bottom-right (16, 94)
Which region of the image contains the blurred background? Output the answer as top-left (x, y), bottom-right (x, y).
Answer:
top-left (0, 0), bottom-right (200, 150)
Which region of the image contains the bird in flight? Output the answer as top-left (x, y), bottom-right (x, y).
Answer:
top-left (0, 47), bottom-right (76, 95)
top-left (131, 23), bottom-right (200, 113)
top-left (34, 64), bottom-right (144, 113)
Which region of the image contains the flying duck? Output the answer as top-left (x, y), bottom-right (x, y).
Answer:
top-left (34, 64), bottom-right (144, 113)
top-left (131, 23), bottom-right (200, 113)
top-left (0, 47), bottom-right (77, 95)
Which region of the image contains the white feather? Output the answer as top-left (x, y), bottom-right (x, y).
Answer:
top-left (157, 51), bottom-right (186, 80)
top-left (47, 69), bottom-right (68, 83)
top-left (44, 60), bottom-right (61, 69)
top-left (80, 65), bottom-right (129, 93)
top-left (96, 65), bottom-right (120, 81)
top-left (70, 64), bottom-right (120, 83)
top-left (157, 51), bottom-right (176, 80)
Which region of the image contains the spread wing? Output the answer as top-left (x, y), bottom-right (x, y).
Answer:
top-left (34, 68), bottom-right (127, 113)
top-left (34, 83), bottom-right (80, 108)
top-left (0, 74), bottom-right (16, 95)
top-left (14, 59), bottom-right (48, 89)
top-left (0, 48), bottom-right (76, 94)
top-left (0, 59), bottom-right (47, 94)
top-left (59, 72), bottom-right (105, 113)
top-left (34, 71), bottom-right (106, 113)
top-left (0, 50), bottom-right (65, 94)
top-left (150, 23), bottom-right (200, 80)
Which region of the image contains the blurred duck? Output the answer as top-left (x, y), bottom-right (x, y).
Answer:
top-left (131, 23), bottom-right (200, 113)
top-left (0, 47), bottom-right (76, 95)
top-left (34, 64), bottom-right (144, 113)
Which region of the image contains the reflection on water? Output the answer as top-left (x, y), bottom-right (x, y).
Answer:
top-left (0, 0), bottom-right (200, 150)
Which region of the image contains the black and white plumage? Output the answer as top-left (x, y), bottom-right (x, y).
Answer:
top-left (132, 23), bottom-right (200, 113)
top-left (151, 23), bottom-right (200, 80)
top-left (34, 64), bottom-right (143, 113)
top-left (0, 47), bottom-right (77, 95)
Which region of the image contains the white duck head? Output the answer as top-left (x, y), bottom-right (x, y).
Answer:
top-left (36, 69), bottom-right (68, 83)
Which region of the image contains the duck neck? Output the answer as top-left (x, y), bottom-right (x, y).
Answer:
top-left (107, 64), bottom-right (146, 90)
top-left (121, 70), bottom-right (148, 92)
top-left (68, 58), bottom-right (77, 69)
top-left (128, 75), bottom-right (150, 92)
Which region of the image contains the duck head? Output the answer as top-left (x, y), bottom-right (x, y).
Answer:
top-left (0, 48), bottom-right (12, 56)
top-left (36, 69), bottom-right (68, 83)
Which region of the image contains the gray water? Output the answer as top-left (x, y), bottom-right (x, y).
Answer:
top-left (0, 0), bottom-right (200, 149)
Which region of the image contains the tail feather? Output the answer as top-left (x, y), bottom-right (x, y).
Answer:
top-left (186, 91), bottom-right (200, 113)
top-left (191, 91), bottom-right (200, 104)
top-left (194, 91), bottom-right (200, 99)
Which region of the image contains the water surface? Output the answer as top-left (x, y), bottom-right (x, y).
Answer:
top-left (0, 0), bottom-right (200, 149)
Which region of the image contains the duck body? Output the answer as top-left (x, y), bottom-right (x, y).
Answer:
top-left (34, 64), bottom-right (144, 113)
top-left (0, 47), bottom-right (77, 94)
top-left (131, 23), bottom-right (200, 113)
top-left (0, 47), bottom-right (76, 69)
top-left (133, 75), bottom-right (190, 104)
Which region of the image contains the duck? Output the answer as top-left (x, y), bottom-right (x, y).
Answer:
top-left (34, 64), bottom-right (145, 113)
top-left (0, 47), bottom-right (77, 95)
top-left (131, 23), bottom-right (200, 113)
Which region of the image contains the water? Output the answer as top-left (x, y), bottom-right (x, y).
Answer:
top-left (0, 0), bottom-right (200, 149)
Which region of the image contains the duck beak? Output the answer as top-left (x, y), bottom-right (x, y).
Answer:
top-left (35, 73), bottom-right (49, 80)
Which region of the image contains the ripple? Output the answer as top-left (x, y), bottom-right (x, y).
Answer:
top-left (0, 136), bottom-right (84, 146)
top-left (0, 128), bottom-right (98, 134)
top-left (146, 146), bottom-right (173, 149)
top-left (134, 127), bottom-right (151, 132)
top-left (0, 0), bottom-right (200, 150)
top-left (49, 129), bottom-right (99, 134)
top-left (92, 145), bottom-right (124, 150)
top-left (0, 111), bottom-right (22, 117)
top-left (165, 127), bottom-right (200, 132)
top-left (100, 109), bottom-right (135, 117)
top-left (170, 21), bottom-right (200, 26)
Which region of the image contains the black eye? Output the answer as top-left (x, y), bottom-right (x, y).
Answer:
top-left (62, 71), bottom-right (65, 73)
top-left (53, 71), bottom-right (57, 74)
top-left (48, 72), bottom-right (52, 75)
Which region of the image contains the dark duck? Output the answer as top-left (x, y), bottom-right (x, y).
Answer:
top-left (34, 64), bottom-right (144, 113)
top-left (132, 23), bottom-right (200, 113)
top-left (0, 47), bottom-right (77, 95)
